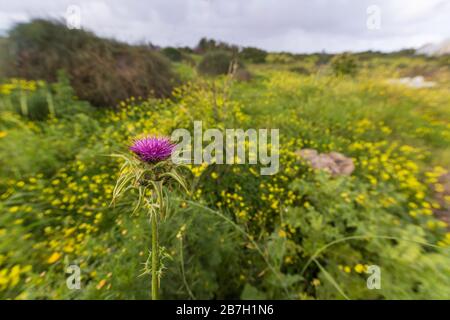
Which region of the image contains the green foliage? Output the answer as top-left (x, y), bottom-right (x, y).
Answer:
top-left (173, 62), bottom-right (196, 82)
top-left (239, 47), bottom-right (267, 63)
top-left (2, 19), bottom-right (178, 107)
top-left (0, 112), bottom-right (99, 179)
top-left (195, 37), bottom-right (238, 54)
top-left (0, 37), bottom-right (9, 77)
top-left (0, 71), bottom-right (92, 120)
top-left (197, 51), bottom-right (236, 76)
top-left (289, 66), bottom-right (310, 75)
top-left (266, 53), bottom-right (295, 64)
top-left (314, 53), bottom-right (333, 66)
top-left (161, 47), bottom-right (183, 62)
top-left (437, 54), bottom-right (450, 67)
top-left (0, 52), bottom-right (449, 300)
top-left (330, 53), bottom-right (359, 76)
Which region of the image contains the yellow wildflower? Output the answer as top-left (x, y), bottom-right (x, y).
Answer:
top-left (47, 252), bottom-right (61, 264)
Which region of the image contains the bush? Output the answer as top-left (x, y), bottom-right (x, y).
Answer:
top-left (197, 51), bottom-right (237, 76)
top-left (239, 47), bottom-right (267, 63)
top-left (161, 47), bottom-right (183, 62)
top-left (195, 37), bottom-right (238, 54)
top-left (330, 53), bottom-right (359, 76)
top-left (2, 19), bottom-right (178, 107)
top-left (161, 47), bottom-right (195, 66)
top-left (0, 37), bottom-right (9, 77)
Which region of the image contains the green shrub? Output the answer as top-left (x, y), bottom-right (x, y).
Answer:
top-left (330, 53), bottom-right (359, 76)
top-left (2, 19), bottom-right (178, 107)
top-left (239, 47), bottom-right (267, 63)
top-left (161, 47), bottom-right (183, 62)
top-left (195, 37), bottom-right (238, 54)
top-left (0, 37), bottom-right (9, 77)
top-left (197, 51), bottom-right (236, 76)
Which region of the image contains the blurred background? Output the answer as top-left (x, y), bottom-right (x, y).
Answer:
top-left (0, 0), bottom-right (449, 300)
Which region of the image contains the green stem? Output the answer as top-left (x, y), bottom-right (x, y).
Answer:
top-left (151, 214), bottom-right (159, 300)
top-left (46, 91), bottom-right (55, 117)
top-left (19, 91), bottom-right (28, 117)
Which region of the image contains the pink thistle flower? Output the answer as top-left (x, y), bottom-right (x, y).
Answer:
top-left (129, 136), bottom-right (175, 163)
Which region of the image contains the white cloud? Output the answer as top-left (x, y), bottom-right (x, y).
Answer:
top-left (0, 0), bottom-right (449, 52)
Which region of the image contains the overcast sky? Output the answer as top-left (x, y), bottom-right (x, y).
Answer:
top-left (0, 0), bottom-right (449, 53)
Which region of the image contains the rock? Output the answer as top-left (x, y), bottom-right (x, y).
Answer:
top-left (387, 76), bottom-right (435, 88)
top-left (233, 69), bottom-right (252, 82)
top-left (329, 152), bottom-right (355, 176)
top-left (295, 148), bottom-right (318, 161)
top-left (310, 154), bottom-right (340, 175)
top-left (296, 149), bottom-right (355, 176)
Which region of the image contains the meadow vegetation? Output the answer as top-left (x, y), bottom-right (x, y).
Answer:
top-left (0, 21), bottom-right (449, 299)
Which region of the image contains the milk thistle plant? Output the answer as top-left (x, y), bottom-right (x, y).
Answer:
top-left (111, 136), bottom-right (189, 300)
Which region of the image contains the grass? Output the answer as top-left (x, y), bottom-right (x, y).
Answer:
top-left (0, 53), bottom-right (449, 299)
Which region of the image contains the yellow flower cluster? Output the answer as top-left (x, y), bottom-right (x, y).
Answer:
top-left (338, 264), bottom-right (370, 274)
top-left (0, 265), bottom-right (32, 290)
top-left (0, 79), bottom-right (45, 95)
